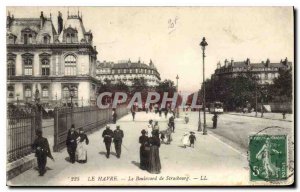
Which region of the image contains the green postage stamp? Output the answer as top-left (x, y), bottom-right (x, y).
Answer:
top-left (249, 135), bottom-right (287, 181)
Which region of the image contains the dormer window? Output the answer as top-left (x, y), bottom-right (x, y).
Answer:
top-left (21, 28), bottom-right (36, 45)
top-left (64, 27), bottom-right (78, 43)
top-left (43, 35), bottom-right (50, 44)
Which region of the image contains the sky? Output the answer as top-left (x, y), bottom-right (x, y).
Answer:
top-left (7, 7), bottom-right (294, 94)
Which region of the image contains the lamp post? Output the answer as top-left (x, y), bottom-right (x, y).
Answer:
top-left (176, 74), bottom-right (180, 118)
top-left (197, 89), bottom-right (202, 132)
top-left (200, 37), bottom-right (208, 135)
top-left (16, 93), bottom-right (20, 107)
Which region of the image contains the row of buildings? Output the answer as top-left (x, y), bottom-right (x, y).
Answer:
top-left (6, 11), bottom-right (161, 108)
top-left (212, 58), bottom-right (292, 85)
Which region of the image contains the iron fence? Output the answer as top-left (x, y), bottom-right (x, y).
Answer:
top-left (7, 113), bottom-right (36, 163)
top-left (53, 105), bottom-right (129, 152)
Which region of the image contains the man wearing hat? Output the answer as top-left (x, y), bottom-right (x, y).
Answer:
top-left (102, 125), bottom-right (114, 158)
top-left (113, 125), bottom-right (124, 158)
top-left (32, 129), bottom-right (54, 176)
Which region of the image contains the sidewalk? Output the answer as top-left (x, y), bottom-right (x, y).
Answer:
top-left (8, 112), bottom-right (248, 186)
top-left (228, 112), bottom-right (293, 122)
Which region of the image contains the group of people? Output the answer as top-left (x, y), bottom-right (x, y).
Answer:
top-left (181, 132), bottom-right (197, 148)
top-left (66, 125), bottom-right (90, 164)
top-left (139, 129), bottom-right (162, 174)
top-left (102, 125), bottom-right (124, 158)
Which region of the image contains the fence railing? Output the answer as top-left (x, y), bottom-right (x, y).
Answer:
top-left (53, 105), bottom-right (129, 152)
top-left (7, 113), bottom-right (36, 163)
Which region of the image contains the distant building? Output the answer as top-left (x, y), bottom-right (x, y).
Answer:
top-left (212, 58), bottom-right (292, 85)
top-left (7, 11), bottom-right (98, 107)
top-left (96, 59), bottom-right (161, 87)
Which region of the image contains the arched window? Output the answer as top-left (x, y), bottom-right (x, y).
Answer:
top-left (63, 87), bottom-right (69, 98)
top-left (42, 86), bottom-right (49, 97)
top-left (66, 33), bottom-right (71, 43)
top-left (24, 58), bottom-right (33, 75)
top-left (7, 59), bottom-right (15, 76)
top-left (41, 59), bottom-right (50, 76)
top-left (25, 86), bottom-right (32, 98)
top-left (7, 85), bottom-right (14, 98)
top-left (64, 55), bottom-right (76, 76)
top-left (72, 86), bottom-right (78, 98)
top-left (43, 35), bottom-right (50, 44)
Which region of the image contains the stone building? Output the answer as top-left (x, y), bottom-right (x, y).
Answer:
top-left (7, 11), bottom-right (98, 107)
top-left (212, 58), bottom-right (292, 85)
top-left (96, 59), bottom-right (161, 87)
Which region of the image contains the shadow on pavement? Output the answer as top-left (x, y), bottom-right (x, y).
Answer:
top-left (131, 161), bottom-right (140, 168)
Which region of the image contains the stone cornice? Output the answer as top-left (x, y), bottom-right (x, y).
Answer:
top-left (7, 75), bottom-right (100, 83)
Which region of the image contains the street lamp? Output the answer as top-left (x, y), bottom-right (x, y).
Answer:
top-left (200, 37), bottom-right (208, 135)
top-left (16, 93), bottom-right (20, 107)
top-left (176, 74), bottom-right (180, 118)
top-left (197, 89), bottom-right (202, 132)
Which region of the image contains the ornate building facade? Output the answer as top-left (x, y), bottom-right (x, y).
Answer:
top-left (96, 59), bottom-right (161, 87)
top-left (7, 11), bottom-right (98, 107)
top-left (212, 58), bottom-right (292, 85)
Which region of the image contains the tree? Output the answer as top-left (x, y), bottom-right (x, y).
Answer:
top-left (269, 69), bottom-right (292, 102)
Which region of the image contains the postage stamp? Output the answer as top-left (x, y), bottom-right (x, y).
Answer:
top-left (249, 135), bottom-right (287, 181)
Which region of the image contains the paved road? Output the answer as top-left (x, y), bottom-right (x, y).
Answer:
top-left (8, 111), bottom-right (250, 186)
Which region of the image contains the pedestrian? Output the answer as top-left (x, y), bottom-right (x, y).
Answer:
top-left (212, 113), bottom-right (218, 128)
top-left (102, 125), bottom-right (114, 158)
top-left (181, 132), bottom-right (189, 148)
top-left (189, 132), bottom-right (196, 148)
top-left (113, 125), bottom-right (124, 158)
top-left (282, 112), bottom-right (286, 120)
top-left (66, 124), bottom-right (78, 164)
top-left (112, 109), bottom-right (117, 124)
top-left (148, 130), bottom-right (161, 174)
top-left (131, 106), bottom-right (136, 121)
top-left (76, 128), bottom-right (89, 163)
top-left (139, 129), bottom-right (150, 170)
top-left (147, 119), bottom-right (154, 137)
top-left (184, 113), bottom-right (189, 124)
top-left (169, 115), bottom-right (175, 133)
top-left (166, 124), bottom-right (173, 144)
top-left (164, 108), bottom-right (168, 119)
top-left (153, 121), bottom-right (159, 131)
top-left (32, 129), bottom-right (54, 176)
top-left (158, 107), bottom-right (162, 117)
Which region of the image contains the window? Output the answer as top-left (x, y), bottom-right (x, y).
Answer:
top-left (8, 36), bottom-right (15, 44)
top-left (24, 58), bottom-right (33, 75)
top-left (7, 59), bottom-right (15, 76)
top-left (118, 69), bottom-right (120, 74)
top-left (41, 59), bottom-right (50, 76)
top-left (63, 87), bottom-right (69, 98)
top-left (24, 34), bottom-right (28, 44)
top-left (66, 33), bottom-right (71, 43)
top-left (64, 55), bottom-right (76, 76)
top-left (43, 35), bottom-right (50, 44)
top-left (42, 86), bottom-right (49, 97)
top-left (7, 85), bottom-right (14, 98)
top-left (28, 34), bottom-right (33, 44)
top-left (265, 73), bottom-right (268, 80)
top-left (25, 86), bottom-right (32, 98)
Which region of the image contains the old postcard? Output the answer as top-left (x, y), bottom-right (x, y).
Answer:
top-left (6, 6), bottom-right (294, 186)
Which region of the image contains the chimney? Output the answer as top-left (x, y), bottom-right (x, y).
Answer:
top-left (57, 11), bottom-right (63, 34)
top-left (40, 11), bottom-right (45, 28)
top-left (266, 58), bottom-right (270, 67)
top-left (246, 58), bottom-right (250, 65)
top-left (224, 59), bottom-right (228, 67)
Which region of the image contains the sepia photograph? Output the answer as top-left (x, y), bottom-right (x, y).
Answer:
top-left (5, 6), bottom-right (294, 186)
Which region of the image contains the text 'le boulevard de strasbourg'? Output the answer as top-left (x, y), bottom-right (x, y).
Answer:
top-left (6, 8), bottom-right (293, 186)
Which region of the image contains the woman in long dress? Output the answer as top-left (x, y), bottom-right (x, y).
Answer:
top-left (76, 128), bottom-right (89, 163)
top-left (148, 130), bottom-right (161, 174)
top-left (139, 129), bottom-right (150, 170)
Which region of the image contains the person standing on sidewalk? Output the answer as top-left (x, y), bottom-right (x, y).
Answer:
top-left (102, 125), bottom-right (114, 158)
top-left (32, 129), bottom-right (54, 176)
top-left (76, 128), bottom-right (89, 163)
top-left (131, 106), bottom-right (136, 121)
top-left (112, 109), bottom-right (117, 124)
top-left (212, 113), bottom-right (218, 129)
top-left (148, 130), bottom-right (161, 174)
top-left (66, 124), bottom-right (78, 164)
top-left (113, 125), bottom-right (124, 158)
top-left (181, 132), bottom-right (190, 148)
top-left (139, 129), bottom-right (150, 170)
top-left (189, 132), bottom-right (196, 148)
top-left (169, 115), bottom-right (175, 133)
top-left (164, 108), bottom-right (168, 119)
top-left (147, 119), bottom-right (154, 137)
